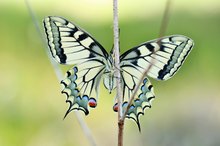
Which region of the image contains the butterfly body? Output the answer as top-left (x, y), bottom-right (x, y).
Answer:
top-left (103, 54), bottom-right (117, 93)
top-left (43, 16), bottom-right (194, 129)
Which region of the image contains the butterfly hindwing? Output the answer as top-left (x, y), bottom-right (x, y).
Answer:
top-left (118, 76), bottom-right (155, 131)
top-left (61, 60), bottom-right (106, 117)
top-left (43, 16), bottom-right (108, 65)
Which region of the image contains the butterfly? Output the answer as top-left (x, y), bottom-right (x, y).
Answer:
top-left (43, 16), bottom-right (194, 130)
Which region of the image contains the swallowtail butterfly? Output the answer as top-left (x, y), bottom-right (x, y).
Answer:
top-left (43, 16), bottom-right (194, 130)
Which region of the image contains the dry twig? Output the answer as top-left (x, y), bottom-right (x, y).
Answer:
top-left (112, 0), bottom-right (124, 146)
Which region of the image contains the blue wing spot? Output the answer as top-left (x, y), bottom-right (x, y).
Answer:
top-left (143, 78), bottom-right (147, 84)
top-left (134, 99), bottom-right (141, 107)
top-left (73, 66), bottom-right (78, 73)
top-left (82, 95), bottom-right (89, 101)
top-left (122, 102), bottom-right (128, 107)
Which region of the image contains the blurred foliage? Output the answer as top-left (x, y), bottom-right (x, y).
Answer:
top-left (0, 0), bottom-right (220, 146)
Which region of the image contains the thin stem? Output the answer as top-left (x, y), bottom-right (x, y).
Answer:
top-left (25, 0), bottom-right (63, 81)
top-left (74, 112), bottom-right (97, 146)
top-left (118, 120), bottom-right (124, 146)
top-left (113, 0), bottom-right (122, 119)
top-left (113, 0), bottom-right (123, 146)
top-left (25, 1), bottom-right (97, 146)
top-left (159, 0), bottom-right (172, 38)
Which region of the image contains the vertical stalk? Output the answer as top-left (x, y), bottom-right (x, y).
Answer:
top-left (159, 0), bottom-right (172, 38)
top-left (113, 0), bottom-right (123, 146)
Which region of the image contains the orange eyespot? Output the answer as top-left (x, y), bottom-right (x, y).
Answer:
top-left (113, 103), bottom-right (118, 112)
top-left (88, 98), bottom-right (97, 108)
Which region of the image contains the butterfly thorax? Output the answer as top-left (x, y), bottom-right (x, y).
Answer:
top-left (103, 54), bottom-right (116, 93)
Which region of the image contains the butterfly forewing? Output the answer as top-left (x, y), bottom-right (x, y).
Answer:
top-left (43, 16), bottom-right (108, 65)
top-left (120, 35), bottom-right (194, 80)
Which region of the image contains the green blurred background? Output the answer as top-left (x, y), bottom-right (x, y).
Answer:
top-left (0, 0), bottom-right (220, 146)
